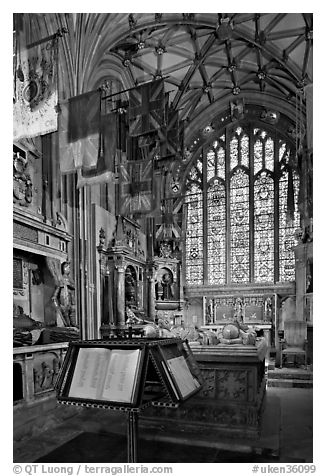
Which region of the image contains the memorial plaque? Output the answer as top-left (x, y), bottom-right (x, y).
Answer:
top-left (13, 222), bottom-right (38, 243)
top-left (13, 258), bottom-right (23, 289)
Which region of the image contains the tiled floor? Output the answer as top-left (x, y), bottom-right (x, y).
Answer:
top-left (13, 387), bottom-right (313, 463)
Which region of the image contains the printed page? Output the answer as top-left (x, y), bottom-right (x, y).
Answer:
top-left (160, 360), bottom-right (179, 400)
top-left (68, 347), bottom-right (111, 399)
top-left (102, 349), bottom-right (141, 403)
top-left (166, 355), bottom-right (200, 398)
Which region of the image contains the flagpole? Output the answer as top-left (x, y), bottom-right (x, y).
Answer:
top-left (101, 75), bottom-right (170, 101)
top-left (26, 27), bottom-right (68, 49)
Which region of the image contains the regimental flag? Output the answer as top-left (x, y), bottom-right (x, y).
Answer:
top-left (77, 113), bottom-right (117, 187)
top-left (120, 159), bottom-right (154, 215)
top-left (58, 101), bottom-right (80, 173)
top-left (128, 80), bottom-right (165, 137)
top-left (159, 105), bottom-right (184, 159)
top-left (156, 197), bottom-right (183, 240)
top-left (68, 90), bottom-right (101, 170)
top-left (13, 37), bottom-right (58, 141)
top-left (116, 109), bottom-right (127, 153)
top-left (59, 98), bottom-right (118, 184)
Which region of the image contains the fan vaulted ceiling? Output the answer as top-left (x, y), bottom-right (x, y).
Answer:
top-left (22, 13), bottom-right (313, 135)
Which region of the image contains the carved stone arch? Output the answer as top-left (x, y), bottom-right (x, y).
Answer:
top-left (185, 95), bottom-right (304, 148)
top-left (90, 55), bottom-right (133, 94)
top-left (56, 212), bottom-right (68, 231)
top-left (182, 107), bottom-right (298, 193)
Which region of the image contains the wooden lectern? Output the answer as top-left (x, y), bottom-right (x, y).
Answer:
top-left (56, 337), bottom-right (202, 462)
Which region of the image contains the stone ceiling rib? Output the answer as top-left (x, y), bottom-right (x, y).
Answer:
top-left (19, 13), bottom-right (311, 141)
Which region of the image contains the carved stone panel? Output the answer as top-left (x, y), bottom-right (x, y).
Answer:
top-left (216, 369), bottom-right (248, 401)
top-left (33, 351), bottom-right (62, 395)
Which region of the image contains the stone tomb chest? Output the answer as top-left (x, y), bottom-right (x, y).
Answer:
top-left (140, 340), bottom-right (267, 440)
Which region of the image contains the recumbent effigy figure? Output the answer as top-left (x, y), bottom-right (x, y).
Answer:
top-left (218, 297), bottom-right (257, 345)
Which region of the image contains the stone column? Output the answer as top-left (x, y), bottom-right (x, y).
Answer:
top-left (147, 275), bottom-right (156, 321)
top-left (146, 263), bottom-right (157, 321)
top-left (294, 243), bottom-right (307, 321)
top-left (116, 261), bottom-right (126, 327)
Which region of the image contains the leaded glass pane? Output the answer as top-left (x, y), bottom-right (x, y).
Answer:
top-left (207, 180), bottom-right (226, 284)
top-left (265, 137), bottom-right (274, 171)
top-left (217, 147), bottom-right (225, 179)
top-left (230, 169), bottom-right (250, 283)
top-left (254, 139), bottom-right (263, 174)
top-left (185, 185), bottom-right (204, 285)
top-left (279, 170), bottom-right (300, 281)
top-left (189, 166), bottom-right (199, 181)
top-left (241, 134), bottom-right (249, 167)
top-left (230, 136), bottom-right (238, 170)
top-left (207, 149), bottom-right (215, 181)
top-left (279, 141), bottom-right (286, 161)
top-left (254, 172), bottom-right (274, 282)
top-left (279, 142), bottom-right (290, 165)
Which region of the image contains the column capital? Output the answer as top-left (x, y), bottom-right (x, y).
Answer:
top-left (115, 255), bottom-right (127, 272)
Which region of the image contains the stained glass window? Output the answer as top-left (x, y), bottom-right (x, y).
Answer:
top-left (216, 147), bottom-right (225, 179)
top-left (207, 180), bottom-right (226, 284)
top-left (240, 134), bottom-right (249, 167)
top-left (279, 169), bottom-right (300, 281)
top-left (230, 136), bottom-right (238, 170)
top-left (265, 138), bottom-right (274, 171)
top-left (254, 172), bottom-right (274, 282)
top-left (207, 149), bottom-right (215, 181)
top-left (230, 169), bottom-right (250, 283)
top-left (184, 124), bottom-right (300, 286)
top-left (185, 182), bottom-right (204, 285)
top-left (254, 139), bottom-right (263, 174)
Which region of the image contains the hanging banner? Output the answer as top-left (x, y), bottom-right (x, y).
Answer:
top-left (128, 79), bottom-right (164, 137)
top-left (68, 90), bottom-right (101, 170)
top-left (58, 101), bottom-right (81, 173)
top-left (159, 107), bottom-right (184, 159)
top-left (13, 37), bottom-right (58, 141)
top-left (120, 159), bottom-right (154, 214)
top-left (77, 113), bottom-right (117, 187)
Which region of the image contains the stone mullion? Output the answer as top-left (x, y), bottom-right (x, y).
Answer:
top-left (225, 127), bottom-right (231, 284)
top-left (249, 124), bottom-right (255, 282)
top-left (274, 133), bottom-right (280, 282)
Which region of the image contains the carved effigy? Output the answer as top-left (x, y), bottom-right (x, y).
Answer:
top-left (125, 267), bottom-right (136, 306)
top-left (32, 353), bottom-right (61, 394)
top-left (52, 261), bottom-right (77, 327)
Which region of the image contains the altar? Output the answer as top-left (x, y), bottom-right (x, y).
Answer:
top-left (140, 339), bottom-right (267, 440)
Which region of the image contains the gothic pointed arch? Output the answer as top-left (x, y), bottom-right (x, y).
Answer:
top-left (183, 107), bottom-right (301, 288)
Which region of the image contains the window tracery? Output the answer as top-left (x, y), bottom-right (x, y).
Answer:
top-left (184, 123), bottom-right (300, 286)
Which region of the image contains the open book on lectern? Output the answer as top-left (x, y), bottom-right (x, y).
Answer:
top-left (68, 347), bottom-right (142, 404)
top-left (56, 339), bottom-right (203, 409)
top-left (150, 340), bottom-right (202, 402)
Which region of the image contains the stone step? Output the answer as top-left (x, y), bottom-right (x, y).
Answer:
top-left (267, 378), bottom-right (313, 389)
top-left (268, 370), bottom-right (313, 381)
